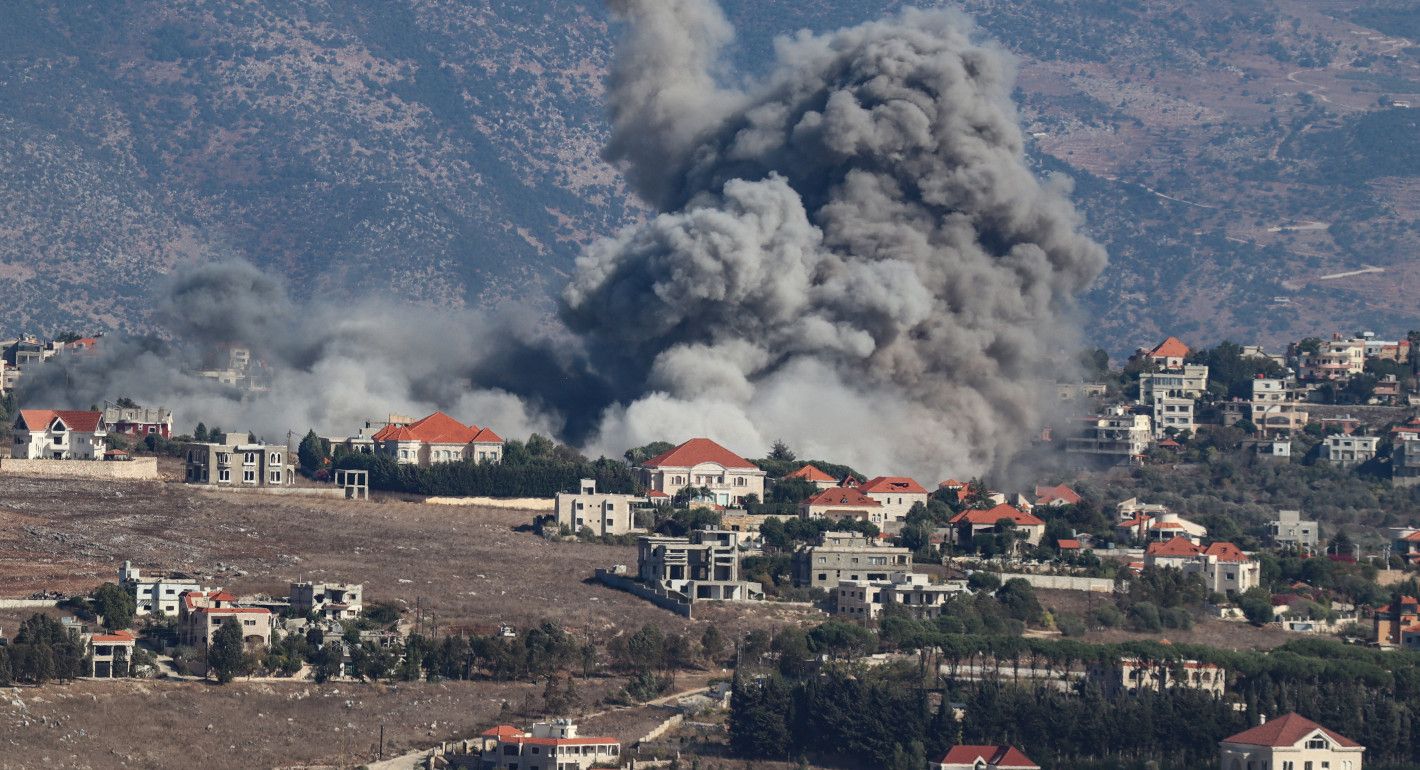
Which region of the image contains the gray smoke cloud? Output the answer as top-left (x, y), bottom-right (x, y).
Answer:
top-left (566, 0), bottom-right (1107, 479)
top-left (21, 1), bottom-right (1105, 481)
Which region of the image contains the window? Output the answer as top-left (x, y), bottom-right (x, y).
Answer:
top-left (269, 471), bottom-right (282, 484)
top-left (1306, 738), bottom-right (1329, 750)
top-left (269, 452), bottom-right (280, 464)
top-left (243, 470), bottom-right (256, 483)
top-left (218, 469), bottom-right (231, 483)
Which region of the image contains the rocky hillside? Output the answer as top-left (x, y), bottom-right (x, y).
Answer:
top-left (2, 0), bottom-right (1418, 355)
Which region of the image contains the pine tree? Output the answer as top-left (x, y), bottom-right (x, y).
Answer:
top-left (194, 422), bottom-right (208, 442)
top-left (297, 429), bottom-right (327, 475)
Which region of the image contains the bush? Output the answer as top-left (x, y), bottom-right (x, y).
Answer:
top-left (1056, 613), bottom-right (1087, 637)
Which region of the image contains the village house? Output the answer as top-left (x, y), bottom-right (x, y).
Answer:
top-left (1145, 336), bottom-right (1191, 370)
top-left (801, 486), bottom-right (885, 526)
top-left (1395, 439), bottom-right (1420, 487)
top-left (637, 438), bottom-right (766, 507)
top-left (289, 581), bottom-right (363, 620)
top-left (785, 463), bottom-right (837, 489)
top-left (177, 589), bottom-right (275, 651)
top-left (1302, 334), bottom-right (1367, 380)
top-left (119, 561), bottom-right (204, 617)
top-left (1117, 511), bottom-right (1208, 544)
top-left (1064, 405), bottom-right (1152, 465)
top-left (856, 476), bottom-right (929, 524)
top-left (101, 405), bottom-right (173, 438)
top-left (1250, 378), bottom-right (1309, 436)
top-left (554, 479), bottom-right (649, 537)
top-left (1374, 595), bottom-right (1420, 649)
top-left (835, 572), bottom-right (968, 620)
top-left (1034, 484), bottom-right (1081, 507)
top-left (371, 411), bottom-right (504, 466)
top-left (792, 531), bottom-right (913, 590)
top-left (949, 504), bottom-right (1046, 548)
top-left (1138, 364), bottom-right (1210, 403)
top-left (1144, 539), bottom-right (1260, 593)
top-left (466, 720), bottom-right (620, 770)
top-left (1322, 434), bottom-right (1379, 466)
top-left (1219, 713), bottom-right (1364, 770)
top-left (183, 437), bottom-right (293, 487)
top-left (1091, 657), bottom-right (1227, 697)
top-left (85, 630), bottom-right (137, 678)
top-left (932, 745), bottom-right (1041, 770)
top-left (637, 530), bottom-right (762, 601)
top-left (1393, 527), bottom-right (1420, 567)
top-left (1150, 395), bottom-right (1196, 438)
top-left (1116, 497), bottom-right (1170, 520)
top-left (1270, 510), bottom-right (1319, 551)
top-left (11, 409), bottom-right (107, 460)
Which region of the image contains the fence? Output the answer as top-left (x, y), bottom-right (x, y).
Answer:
top-left (594, 570), bottom-right (693, 618)
top-left (422, 496), bottom-right (555, 511)
top-left (997, 573), bottom-right (1118, 593)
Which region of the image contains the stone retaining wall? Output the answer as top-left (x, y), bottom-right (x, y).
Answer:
top-left (0, 457), bottom-right (159, 480)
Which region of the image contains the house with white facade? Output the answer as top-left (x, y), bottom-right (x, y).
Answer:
top-left (471, 720), bottom-right (620, 770)
top-left (119, 561), bottom-right (204, 617)
top-left (1117, 511), bottom-right (1208, 543)
top-left (11, 409), bottom-right (107, 460)
top-left (1251, 378), bottom-right (1309, 436)
top-left (1219, 713), bottom-right (1363, 770)
top-left (1138, 364), bottom-right (1209, 403)
top-left (949, 504), bottom-right (1046, 547)
top-left (856, 476), bottom-right (929, 524)
top-left (1145, 539), bottom-right (1260, 594)
top-left (801, 486), bottom-right (885, 526)
top-left (637, 438), bottom-right (766, 507)
top-left (371, 411), bottom-right (504, 466)
top-left (835, 572), bottom-right (968, 621)
top-left (1323, 434), bottom-right (1379, 466)
top-left (1065, 406), bottom-right (1152, 465)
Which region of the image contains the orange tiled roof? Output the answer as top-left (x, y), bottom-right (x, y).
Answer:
top-left (858, 476), bottom-right (927, 495)
top-left (1202, 541), bottom-right (1249, 563)
top-left (786, 464), bottom-right (835, 483)
top-left (641, 438), bottom-right (756, 470)
top-left (1149, 336), bottom-right (1191, 358)
top-left (1223, 713), bottom-right (1360, 749)
top-left (950, 504), bottom-right (1044, 527)
top-left (371, 411), bottom-right (495, 445)
top-left (1147, 538), bottom-right (1202, 557)
top-left (1034, 484), bottom-right (1081, 505)
top-left (805, 487), bottom-right (881, 508)
top-left (938, 745), bottom-right (1040, 768)
top-left (17, 409), bottom-right (104, 433)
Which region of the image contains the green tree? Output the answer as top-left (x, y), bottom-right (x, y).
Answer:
top-left (297, 429), bottom-right (327, 474)
top-left (208, 617), bottom-right (248, 683)
top-left (768, 440), bottom-right (796, 462)
top-left (193, 422), bottom-right (208, 442)
top-left (92, 582), bottom-right (136, 631)
top-left (701, 625), bottom-right (725, 661)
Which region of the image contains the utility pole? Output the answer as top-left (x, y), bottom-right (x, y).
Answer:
top-left (379, 723), bottom-right (385, 760)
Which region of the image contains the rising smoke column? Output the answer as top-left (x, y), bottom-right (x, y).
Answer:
top-left (565, 0), bottom-right (1108, 479)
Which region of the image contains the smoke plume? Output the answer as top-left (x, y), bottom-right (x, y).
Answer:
top-left (567, 0), bottom-right (1107, 477)
top-left (22, 1), bottom-right (1105, 481)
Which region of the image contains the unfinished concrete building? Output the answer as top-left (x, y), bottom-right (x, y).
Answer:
top-left (636, 530), bottom-right (762, 601)
top-left (791, 531), bottom-right (913, 590)
top-left (289, 581), bottom-right (364, 620)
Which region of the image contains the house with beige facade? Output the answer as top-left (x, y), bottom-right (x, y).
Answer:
top-left (183, 438), bottom-right (293, 487)
top-left (1145, 336), bottom-right (1191, 370)
top-left (792, 532), bottom-right (912, 590)
top-left (785, 464), bottom-right (837, 489)
top-left (554, 479), bottom-right (649, 536)
top-left (949, 504), bottom-right (1046, 548)
top-left (177, 589), bottom-right (274, 651)
top-left (1092, 657), bottom-right (1227, 697)
top-left (1251, 378), bottom-right (1309, 436)
top-left (371, 411), bottom-right (504, 466)
top-left (1302, 335), bottom-right (1367, 380)
top-left (1219, 713), bottom-right (1363, 770)
top-left (856, 476), bottom-right (928, 524)
top-left (119, 561), bottom-right (205, 617)
top-left (1144, 539), bottom-right (1261, 594)
top-left (801, 486), bottom-right (885, 525)
top-left (637, 438), bottom-right (765, 507)
top-left (835, 571), bottom-right (968, 620)
top-left (86, 630), bottom-right (137, 678)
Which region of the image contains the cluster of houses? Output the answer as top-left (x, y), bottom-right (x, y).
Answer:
top-left (9, 404), bottom-right (174, 461)
top-left (1062, 332), bottom-right (1417, 473)
top-left (82, 561), bottom-right (366, 679)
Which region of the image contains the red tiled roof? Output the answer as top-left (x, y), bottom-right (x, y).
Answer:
top-left (1402, 531), bottom-right (1420, 543)
top-left (937, 745), bottom-right (1040, 768)
top-left (646, 490), bottom-right (669, 498)
top-left (786, 464), bottom-right (835, 483)
top-left (501, 736), bottom-right (619, 747)
top-left (372, 411), bottom-right (490, 445)
top-left (1149, 336), bottom-right (1190, 359)
top-left (1034, 484), bottom-right (1081, 505)
top-left (805, 487), bottom-right (881, 508)
top-left (1378, 596), bottom-right (1420, 614)
top-left (17, 409), bottom-right (104, 433)
top-left (858, 476), bottom-right (928, 495)
top-left (1202, 542), bottom-right (1249, 563)
top-left (1147, 538), bottom-right (1202, 557)
top-left (1057, 539), bottom-right (1082, 550)
top-left (91, 631), bottom-right (136, 643)
top-left (481, 725), bottom-right (524, 738)
top-left (641, 438), bottom-right (756, 470)
top-left (950, 504), bottom-right (1044, 527)
top-left (1223, 713), bottom-right (1360, 749)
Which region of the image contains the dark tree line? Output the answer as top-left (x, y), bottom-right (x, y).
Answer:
top-left (332, 452), bottom-right (637, 497)
top-left (0, 614), bottom-right (86, 685)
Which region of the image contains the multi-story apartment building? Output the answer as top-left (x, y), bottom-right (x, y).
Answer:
top-left (1219, 714), bottom-right (1364, 770)
top-left (835, 572), bottom-right (968, 620)
top-left (637, 530), bottom-right (761, 601)
top-left (1322, 435), bottom-right (1379, 466)
top-left (183, 439), bottom-right (293, 486)
top-left (1270, 510), bottom-right (1319, 551)
top-left (637, 438), bottom-right (766, 507)
top-left (1302, 335), bottom-right (1366, 380)
top-left (1065, 406), bottom-right (1152, 465)
top-left (119, 561), bottom-right (205, 617)
top-left (1250, 378), bottom-right (1309, 436)
top-left (1138, 364), bottom-right (1209, 404)
top-left (371, 411), bottom-right (504, 466)
top-left (554, 479), bottom-right (649, 536)
top-left (290, 581), bottom-right (363, 620)
top-left (1395, 440), bottom-right (1420, 487)
top-left (11, 409), bottom-right (108, 460)
top-left (1091, 657), bottom-right (1227, 697)
top-left (792, 532), bottom-right (913, 590)
top-left (1151, 395), bottom-right (1196, 438)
